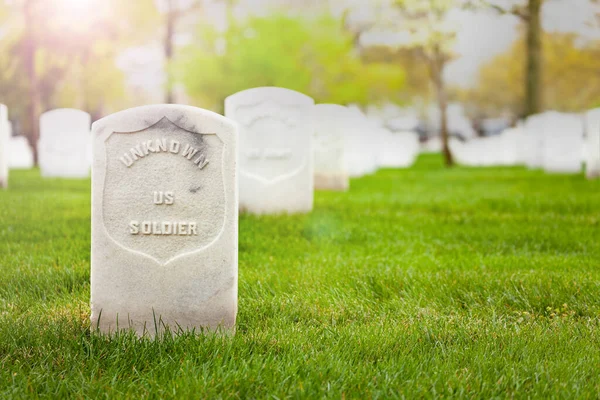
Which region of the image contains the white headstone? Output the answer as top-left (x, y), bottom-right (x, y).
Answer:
top-left (497, 128), bottom-right (521, 166)
top-left (8, 136), bottom-right (34, 169)
top-left (421, 136), bottom-right (442, 153)
top-left (39, 108), bottom-right (91, 178)
top-left (0, 105), bottom-right (8, 188)
top-left (378, 129), bottom-right (420, 168)
top-left (91, 105), bottom-right (238, 336)
top-left (225, 87), bottom-right (314, 214)
top-left (521, 111), bottom-right (562, 169)
top-left (345, 106), bottom-right (378, 177)
top-left (541, 113), bottom-right (584, 174)
top-left (450, 134), bottom-right (514, 167)
top-left (585, 108), bottom-right (600, 179)
top-left (313, 104), bottom-right (349, 191)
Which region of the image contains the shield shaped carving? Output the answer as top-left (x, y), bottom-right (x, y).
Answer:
top-left (235, 100), bottom-right (308, 184)
top-left (102, 117), bottom-right (226, 265)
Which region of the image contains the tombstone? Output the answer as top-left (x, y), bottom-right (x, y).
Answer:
top-left (421, 136), bottom-right (442, 153)
top-left (9, 136), bottom-right (34, 169)
top-left (91, 105), bottom-right (238, 336)
top-left (0, 105), bottom-right (8, 188)
top-left (541, 113), bottom-right (584, 174)
top-left (378, 117), bottom-right (420, 168)
top-left (313, 104), bottom-right (349, 191)
top-left (362, 114), bottom-right (388, 167)
top-left (345, 106), bottom-right (378, 177)
top-left (585, 108), bottom-right (600, 179)
top-left (497, 128), bottom-right (521, 166)
top-left (521, 111), bottom-right (560, 169)
top-left (225, 87), bottom-right (314, 214)
top-left (38, 108), bottom-right (91, 178)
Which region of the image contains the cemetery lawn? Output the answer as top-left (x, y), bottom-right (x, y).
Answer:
top-left (1, 154), bottom-right (600, 399)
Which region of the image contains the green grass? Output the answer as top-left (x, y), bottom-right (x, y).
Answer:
top-left (1, 154), bottom-right (600, 399)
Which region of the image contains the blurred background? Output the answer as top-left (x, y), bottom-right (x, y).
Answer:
top-left (1, 0), bottom-right (599, 167)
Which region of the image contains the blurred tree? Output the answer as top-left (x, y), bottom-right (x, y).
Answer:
top-left (477, 0), bottom-right (543, 118)
top-left (178, 13), bottom-right (404, 113)
top-left (463, 32), bottom-right (600, 118)
top-left (361, 45), bottom-right (431, 106)
top-left (377, 0), bottom-right (461, 167)
top-left (155, 0), bottom-right (203, 103)
top-left (0, 0), bottom-right (158, 163)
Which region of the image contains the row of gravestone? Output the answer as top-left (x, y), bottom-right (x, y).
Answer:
top-left (0, 88), bottom-right (421, 197)
top-left (0, 107), bottom-right (92, 189)
top-left (448, 109), bottom-right (600, 177)
top-left (6, 93), bottom-right (599, 336)
top-left (0, 87), bottom-right (420, 336)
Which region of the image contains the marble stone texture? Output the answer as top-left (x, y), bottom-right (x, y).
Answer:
top-left (9, 136), bottom-right (34, 169)
top-left (0, 105), bottom-right (8, 188)
top-left (39, 108), bottom-right (91, 178)
top-left (585, 108), bottom-right (600, 179)
top-left (313, 104), bottom-right (349, 191)
top-left (225, 87), bottom-right (314, 214)
top-left (91, 104), bottom-right (238, 336)
top-left (541, 113), bottom-right (584, 174)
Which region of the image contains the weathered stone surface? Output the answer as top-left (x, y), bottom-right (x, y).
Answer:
top-left (585, 108), bottom-right (600, 179)
top-left (314, 104), bottom-right (349, 191)
top-left (91, 105), bottom-right (238, 336)
top-left (39, 108), bottom-right (91, 178)
top-left (0, 105), bottom-right (8, 188)
top-left (225, 87), bottom-right (314, 214)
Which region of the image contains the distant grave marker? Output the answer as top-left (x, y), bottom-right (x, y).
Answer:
top-left (39, 108), bottom-right (91, 178)
top-left (9, 136), bottom-right (34, 169)
top-left (345, 107), bottom-right (377, 177)
top-left (585, 109), bottom-right (600, 179)
top-left (313, 104), bottom-right (349, 191)
top-left (0, 104), bottom-right (8, 188)
top-left (91, 105), bottom-right (238, 336)
top-left (542, 113), bottom-right (583, 174)
top-left (226, 87), bottom-right (314, 214)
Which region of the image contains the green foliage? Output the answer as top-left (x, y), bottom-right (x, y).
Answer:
top-left (1, 155), bottom-right (600, 397)
top-left (0, 0), bottom-right (160, 128)
top-left (179, 14), bottom-right (404, 111)
top-left (464, 32), bottom-right (600, 117)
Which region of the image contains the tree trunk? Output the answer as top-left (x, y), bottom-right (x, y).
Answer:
top-left (431, 55), bottom-right (454, 167)
top-left (525, 0), bottom-right (542, 117)
top-left (24, 0), bottom-right (41, 165)
top-left (164, 0), bottom-right (176, 104)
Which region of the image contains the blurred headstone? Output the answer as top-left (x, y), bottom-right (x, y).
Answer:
top-left (313, 104), bottom-right (349, 191)
top-left (225, 87), bottom-right (314, 214)
top-left (421, 136), bottom-right (442, 153)
top-left (38, 108), bottom-right (91, 178)
top-left (378, 117), bottom-right (420, 168)
top-left (91, 105), bottom-right (238, 336)
top-left (345, 106), bottom-right (378, 177)
top-left (0, 105), bottom-right (8, 188)
top-left (542, 113), bottom-right (584, 174)
top-left (9, 136), bottom-right (34, 169)
top-left (450, 128), bottom-right (521, 167)
top-left (585, 108), bottom-right (600, 179)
